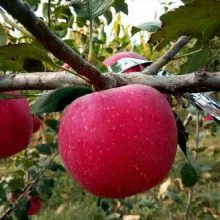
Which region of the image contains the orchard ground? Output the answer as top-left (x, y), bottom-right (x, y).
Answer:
top-left (0, 118), bottom-right (219, 220)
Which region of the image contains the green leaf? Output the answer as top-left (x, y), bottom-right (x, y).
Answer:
top-left (28, 166), bottom-right (39, 179)
top-left (175, 113), bottom-right (188, 157)
top-left (36, 144), bottom-right (52, 155)
top-left (112, 0), bottom-right (128, 15)
top-left (150, 0), bottom-right (220, 49)
top-left (54, 5), bottom-right (73, 21)
top-left (0, 43), bottom-right (53, 71)
top-left (8, 177), bottom-right (25, 191)
top-left (103, 9), bottom-right (113, 25)
top-left (48, 161), bottom-right (65, 172)
top-left (131, 27), bottom-right (141, 36)
top-left (131, 21), bottom-right (161, 36)
top-left (178, 131), bottom-right (187, 157)
top-left (76, 16), bottom-right (87, 27)
top-left (37, 177), bottom-right (54, 199)
top-left (45, 119), bottom-right (59, 132)
top-left (181, 163), bottom-right (199, 187)
top-left (180, 49), bottom-right (209, 74)
top-left (0, 24), bottom-right (7, 46)
top-left (13, 196), bottom-right (29, 220)
top-left (48, 18), bottom-right (69, 38)
top-left (31, 86), bottom-right (92, 114)
top-left (0, 182), bottom-right (7, 203)
top-left (70, 0), bottom-right (114, 20)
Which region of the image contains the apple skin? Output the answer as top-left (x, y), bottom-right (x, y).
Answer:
top-left (0, 92), bottom-right (33, 158)
top-left (202, 114), bottom-right (213, 122)
top-left (27, 196), bottom-right (41, 216)
top-left (58, 84), bottom-right (177, 198)
top-left (32, 115), bottom-right (41, 133)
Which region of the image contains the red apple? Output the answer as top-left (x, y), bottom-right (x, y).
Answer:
top-left (104, 52), bottom-right (168, 100)
top-left (103, 52), bottom-right (147, 73)
top-left (27, 196), bottom-right (41, 216)
top-left (0, 92), bottom-right (33, 158)
top-left (32, 115), bottom-right (41, 133)
top-left (58, 84), bottom-right (177, 198)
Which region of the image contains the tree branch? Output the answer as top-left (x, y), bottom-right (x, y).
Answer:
top-left (0, 0), bottom-right (113, 90)
top-left (143, 36), bottom-right (191, 75)
top-left (0, 71), bottom-right (220, 93)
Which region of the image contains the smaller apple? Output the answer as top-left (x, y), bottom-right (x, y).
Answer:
top-left (59, 63), bottom-right (71, 71)
top-left (103, 52), bottom-right (148, 73)
top-left (27, 196), bottom-right (41, 216)
top-left (202, 114), bottom-right (214, 122)
top-left (32, 115), bottom-right (41, 133)
top-left (104, 52), bottom-right (168, 100)
top-left (0, 91), bottom-right (33, 158)
top-left (8, 193), bottom-right (41, 216)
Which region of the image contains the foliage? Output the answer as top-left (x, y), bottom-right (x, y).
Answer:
top-left (70, 0), bottom-right (114, 20)
top-left (131, 21), bottom-right (161, 36)
top-left (31, 86), bottom-right (92, 114)
top-left (0, 44), bottom-right (53, 72)
top-left (150, 0), bottom-right (220, 49)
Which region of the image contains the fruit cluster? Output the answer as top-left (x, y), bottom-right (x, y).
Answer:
top-left (1, 52), bottom-right (177, 200)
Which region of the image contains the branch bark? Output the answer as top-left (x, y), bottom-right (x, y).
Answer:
top-left (143, 36), bottom-right (191, 75)
top-left (0, 71), bottom-right (220, 93)
top-left (0, 0), bottom-right (113, 90)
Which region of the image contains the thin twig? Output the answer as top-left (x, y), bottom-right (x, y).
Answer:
top-left (55, 63), bottom-right (91, 84)
top-left (195, 112), bottom-right (200, 159)
top-left (185, 188), bottom-right (194, 220)
top-left (88, 19), bottom-right (93, 62)
top-left (143, 36), bottom-right (191, 75)
top-left (48, 0), bottom-right (51, 28)
top-left (184, 111), bottom-right (200, 220)
top-left (0, 152), bottom-right (58, 220)
top-left (87, 0), bottom-right (93, 62)
top-left (174, 49), bottom-right (203, 60)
